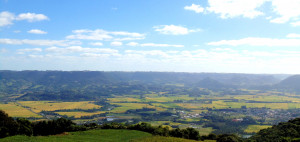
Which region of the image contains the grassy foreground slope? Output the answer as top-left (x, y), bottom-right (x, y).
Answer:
top-left (0, 129), bottom-right (213, 142)
top-left (0, 129), bottom-right (150, 142)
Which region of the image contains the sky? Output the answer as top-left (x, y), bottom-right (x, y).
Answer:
top-left (1, 0), bottom-right (300, 74)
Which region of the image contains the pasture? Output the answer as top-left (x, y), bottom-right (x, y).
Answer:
top-left (0, 102), bottom-right (41, 118)
top-left (18, 101), bottom-right (102, 112)
top-left (244, 125), bottom-right (272, 133)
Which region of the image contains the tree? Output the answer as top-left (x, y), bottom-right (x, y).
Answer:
top-left (0, 110), bottom-right (18, 138)
top-left (16, 118), bottom-right (33, 136)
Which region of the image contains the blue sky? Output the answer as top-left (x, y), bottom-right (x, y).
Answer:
top-left (1, 0), bottom-right (300, 74)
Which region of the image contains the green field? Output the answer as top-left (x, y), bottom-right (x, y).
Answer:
top-left (244, 125), bottom-right (272, 133)
top-left (0, 129), bottom-right (151, 142)
top-left (0, 129), bottom-right (214, 142)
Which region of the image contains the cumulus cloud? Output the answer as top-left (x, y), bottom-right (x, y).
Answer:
top-left (45, 46), bottom-right (119, 54)
top-left (270, 0), bottom-right (300, 24)
top-left (126, 42), bottom-right (139, 46)
top-left (286, 33), bottom-right (300, 38)
top-left (291, 21), bottom-right (300, 27)
top-left (17, 48), bottom-right (42, 54)
top-left (153, 25), bottom-right (201, 35)
top-left (6, 47), bottom-right (300, 73)
top-left (125, 50), bottom-right (170, 58)
top-left (80, 53), bottom-right (119, 57)
top-left (126, 42), bottom-right (184, 47)
top-left (197, 0), bottom-right (300, 25)
top-left (0, 38), bottom-right (81, 46)
top-left (0, 48), bottom-right (7, 53)
top-left (206, 0), bottom-right (266, 19)
top-left (0, 11), bottom-right (49, 27)
top-left (140, 43), bottom-right (184, 47)
top-left (27, 29), bottom-right (47, 34)
top-left (16, 13), bottom-right (49, 22)
top-left (110, 41), bottom-right (123, 46)
top-left (66, 29), bottom-right (145, 41)
top-left (184, 4), bottom-right (204, 13)
top-left (0, 11), bottom-right (15, 27)
top-left (207, 37), bottom-right (300, 47)
top-left (90, 42), bottom-right (103, 46)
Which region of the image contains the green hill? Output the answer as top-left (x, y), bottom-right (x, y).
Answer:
top-left (0, 129), bottom-right (212, 142)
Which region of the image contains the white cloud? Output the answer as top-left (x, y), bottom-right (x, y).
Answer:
top-left (6, 47), bottom-right (300, 73)
top-left (126, 42), bottom-right (183, 47)
top-left (27, 29), bottom-right (47, 34)
top-left (17, 48), bottom-right (42, 54)
top-left (0, 11), bottom-right (49, 27)
top-left (16, 13), bottom-right (49, 22)
top-left (206, 0), bottom-right (266, 19)
top-left (153, 25), bottom-right (201, 35)
top-left (126, 42), bottom-right (139, 46)
top-left (270, 0), bottom-right (300, 24)
top-left (207, 37), bottom-right (300, 47)
top-left (27, 54), bottom-right (44, 58)
top-left (45, 46), bottom-right (119, 54)
top-left (0, 48), bottom-right (7, 53)
top-left (0, 38), bottom-right (81, 46)
top-left (125, 50), bottom-right (170, 58)
top-left (90, 42), bottom-right (103, 46)
top-left (66, 29), bottom-right (145, 41)
top-left (0, 11), bottom-right (15, 27)
top-left (110, 41), bottom-right (123, 46)
top-left (286, 33), bottom-right (300, 38)
top-left (140, 43), bottom-right (184, 47)
top-left (185, 0), bottom-right (300, 25)
top-left (184, 4), bottom-right (204, 13)
top-left (291, 21), bottom-right (300, 26)
top-left (67, 29), bottom-right (113, 40)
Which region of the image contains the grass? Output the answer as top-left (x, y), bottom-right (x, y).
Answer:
top-left (151, 103), bottom-right (180, 108)
top-left (18, 101), bottom-right (102, 112)
top-left (149, 121), bottom-right (182, 126)
top-left (110, 103), bottom-right (165, 113)
top-left (0, 129), bottom-right (215, 142)
top-left (108, 97), bottom-right (142, 102)
top-left (244, 125), bottom-right (272, 133)
top-left (144, 95), bottom-right (193, 103)
top-left (131, 136), bottom-right (214, 142)
top-left (0, 129), bottom-right (152, 142)
top-left (0, 102), bottom-right (42, 118)
top-left (56, 111), bottom-right (106, 118)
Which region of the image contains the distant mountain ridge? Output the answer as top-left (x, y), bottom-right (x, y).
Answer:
top-left (274, 75), bottom-right (300, 93)
top-left (0, 70), bottom-right (291, 101)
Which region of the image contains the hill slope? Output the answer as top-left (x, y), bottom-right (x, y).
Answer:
top-left (0, 129), bottom-right (205, 142)
top-left (275, 75), bottom-right (300, 93)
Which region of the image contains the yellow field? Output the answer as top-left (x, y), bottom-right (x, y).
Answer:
top-left (18, 101), bottom-right (102, 112)
top-left (0, 102), bottom-right (42, 118)
top-left (110, 103), bottom-right (165, 113)
top-left (108, 97), bottom-right (141, 102)
top-left (244, 125), bottom-right (271, 133)
top-left (226, 102), bottom-right (289, 109)
top-left (56, 111), bottom-right (106, 118)
top-left (176, 103), bottom-right (206, 109)
top-left (151, 103), bottom-right (179, 108)
top-left (144, 95), bottom-right (193, 103)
